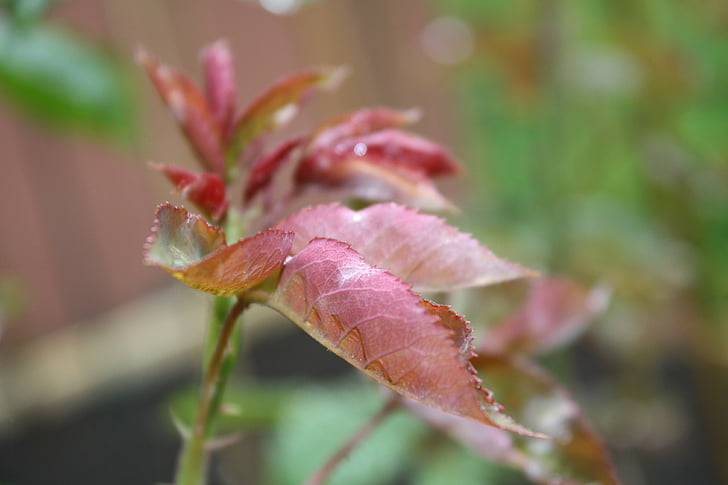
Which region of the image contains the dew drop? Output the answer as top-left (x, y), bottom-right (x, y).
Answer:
top-left (354, 142), bottom-right (368, 157)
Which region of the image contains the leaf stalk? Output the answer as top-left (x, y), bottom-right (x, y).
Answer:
top-left (175, 297), bottom-right (248, 485)
top-left (301, 393), bottom-right (401, 485)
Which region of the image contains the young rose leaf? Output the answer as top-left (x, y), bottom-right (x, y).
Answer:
top-left (408, 356), bottom-right (621, 485)
top-left (202, 40), bottom-right (237, 134)
top-left (266, 238), bottom-right (541, 436)
top-left (227, 66), bottom-right (347, 165)
top-left (152, 164), bottom-right (229, 221)
top-left (136, 48), bottom-right (225, 176)
top-left (293, 129), bottom-right (460, 210)
top-left (297, 128), bottom-right (460, 182)
top-left (275, 203), bottom-right (533, 292)
top-left (243, 135), bottom-right (306, 205)
top-left (300, 161), bottom-right (455, 210)
top-left (479, 278), bottom-right (610, 356)
top-left (144, 203), bottom-right (293, 296)
top-left (307, 107), bottom-right (422, 152)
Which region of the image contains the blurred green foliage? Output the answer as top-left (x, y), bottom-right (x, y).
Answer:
top-left (430, 0), bottom-right (727, 351)
top-left (0, 3), bottom-right (135, 141)
top-left (266, 380), bottom-right (427, 485)
top-left (418, 0), bottom-right (728, 482)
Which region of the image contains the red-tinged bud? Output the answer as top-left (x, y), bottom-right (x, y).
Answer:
top-left (153, 164), bottom-right (229, 221)
top-left (202, 40), bottom-right (237, 135)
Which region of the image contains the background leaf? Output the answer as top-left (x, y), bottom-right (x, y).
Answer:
top-left (411, 355), bottom-right (621, 485)
top-left (0, 19), bottom-right (134, 140)
top-left (1, 0), bottom-right (58, 23)
top-left (479, 277), bottom-right (610, 356)
top-left (267, 379), bottom-right (426, 485)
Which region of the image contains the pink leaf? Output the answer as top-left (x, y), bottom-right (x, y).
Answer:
top-left (136, 48), bottom-right (225, 176)
top-left (144, 204), bottom-right (293, 296)
top-left (307, 107), bottom-right (422, 152)
top-left (298, 161), bottom-right (455, 210)
top-left (227, 66), bottom-right (348, 164)
top-left (293, 129), bottom-right (459, 210)
top-left (297, 128), bottom-right (460, 181)
top-left (275, 203), bottom-right (533, 292)
top-left (152, 164), bottom-right (229, 221)
top-left (409, 356), bottom-right (621, 485)
top-left (243, 135), bottom-right (306, 205)
top-left (202, 40), bottom-right (237, 134)
top-left (479, 278), bottom-right (610, 356)
top-left (267, 238), bottom-right (541, 436)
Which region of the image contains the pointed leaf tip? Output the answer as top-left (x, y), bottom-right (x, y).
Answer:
top-left (227, 65), bottom-right (349, 164)
top-left (144, 204), bottom-right (293, 296)
top-left (202, 39), bottom-right (236, 133)
top-left (137, 48), bottom-right (225, 175)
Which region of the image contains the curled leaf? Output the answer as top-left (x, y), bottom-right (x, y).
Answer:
top-left (152, 164), bottom-right (229, 221)
top-left (144, 203), bottom-right (293, 296)
top-left (301, 129), bottom-right (460, 178)
top-left (307, 107), bottom-right (422, 152)
top-left (267, 238), bottom-right (540, 436)
top-left (479, 278), bottom-right (610, 356)
top-left (409, 355), bottom-right (621, 485)
top-left (275, 203), bottom-right (533, 292)
top-left (227, 66), bottom-right (348, 165)
top-left (202, 40), bottom-right (237, 133)
top-left (294, 129), bottom-right (459, 210)
top-left (137, 48), bottom-right (225, 175)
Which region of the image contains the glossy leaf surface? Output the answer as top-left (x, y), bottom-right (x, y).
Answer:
top-left (479, 278), bottom-right (609, 356)
top-left (410, 356), bottom-right (620, 485)
top-left (276, 203), bottom-right (533, 292)
top-left (227, 66), bottom-right (347, 163)
top-left (144, 204), bottom-right (293, 296)
top-left (137, 48), bottom-right (225, 175)
top-left (267, 238), bottom-right (539, 436)
top-left (153, 164), bottom-right (229, 220)
top-left (297, 128), bottom-right (459, 183)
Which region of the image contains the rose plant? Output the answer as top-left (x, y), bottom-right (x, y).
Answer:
top-left (138, 41), bottom-right (620, 485)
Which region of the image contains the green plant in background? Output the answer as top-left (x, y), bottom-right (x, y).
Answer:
top-left (0, 0), bottom-right (135, 141)
top-left (427, 0), bottom-right (727, 481)
top-left (139, 41), bottom-right (622, 485)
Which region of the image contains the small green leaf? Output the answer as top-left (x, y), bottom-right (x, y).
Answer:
top-left (167, 382), bottom-right (291, 437)
top-left (267, 380), bottom-right (426, 485)
top-left (0, 20), bottom-right (135, 140)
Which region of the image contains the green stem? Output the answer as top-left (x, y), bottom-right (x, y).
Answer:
top-left (175, 298), bottom-right (248, 485)
top-left (301, 394), bottom-right (401, 485)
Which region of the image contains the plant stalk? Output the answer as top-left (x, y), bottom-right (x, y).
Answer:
top-left (301, 393), bottom-right (401, 485)
top-left (175, 297), bottom-right (248, 485)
